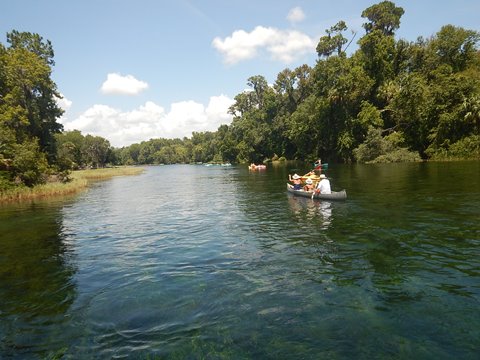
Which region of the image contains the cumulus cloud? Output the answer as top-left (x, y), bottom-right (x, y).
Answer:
top-left (55, 93), bottom-right (73, 126)
top-left (287, 7), bottom-right (305, 24)
top-left (55, 93), bottom-right (73, 111)
top-left (60, 95), bottom-right (234, 147)
top-left (100, 73), bottom-right (149, 95)
top-left (212, 26), bottom-right (315, 65)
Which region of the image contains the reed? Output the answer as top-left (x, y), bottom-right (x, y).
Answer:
top-left (71, 167), bottom-right (144, 180)
top-left (0, 167), bottom-right (144, 203)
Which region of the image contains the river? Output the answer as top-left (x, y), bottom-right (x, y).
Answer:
top-left (1, 161), bottom-right (479, 359)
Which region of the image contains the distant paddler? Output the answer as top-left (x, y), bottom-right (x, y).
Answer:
top-left (313, 159), bottom-right (328, 172)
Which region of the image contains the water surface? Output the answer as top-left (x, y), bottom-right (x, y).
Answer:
top-left (1, 162), bottom-right (479, 358)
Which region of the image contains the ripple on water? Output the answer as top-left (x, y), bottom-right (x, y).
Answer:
top-left (1, 164), bottom-right (479, 358)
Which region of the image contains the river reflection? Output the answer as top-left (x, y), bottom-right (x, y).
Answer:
top-left (287, 194), bottom-right (332, 228)
top-left (0, 201), bottom-right (76, 358)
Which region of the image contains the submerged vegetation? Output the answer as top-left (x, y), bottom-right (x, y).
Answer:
top-left (1, 1), bottom-right (479, 200)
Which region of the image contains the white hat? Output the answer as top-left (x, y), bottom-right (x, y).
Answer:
top-left (320, 174), bottom-right (326, 179)
top-left (292, 174), bottom-right (300, 180)
top-left (306, 178), bottom-right (313, 184)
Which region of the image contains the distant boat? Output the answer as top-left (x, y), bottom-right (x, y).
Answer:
top-left (205, 163), bottom-right (232, 167)
top-left (248, 164), bottom-right (266, 170)
top-left (287, 183), bottom-right (347, 201)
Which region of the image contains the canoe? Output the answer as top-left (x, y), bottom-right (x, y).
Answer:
top-left (287, 184), bottom-right (347, 201)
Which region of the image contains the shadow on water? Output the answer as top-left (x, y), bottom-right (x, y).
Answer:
top-left (0, 200), bottom-right (77, 358)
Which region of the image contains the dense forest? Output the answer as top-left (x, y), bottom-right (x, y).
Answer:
top-left (1, 1), bottom-right (480, 190)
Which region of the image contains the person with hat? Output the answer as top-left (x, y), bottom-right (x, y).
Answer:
top-left (315, 174), bottom-right (331, 194)
top-left (288, 173), bottom-right (303, 190)
top-left (303, 177), bottom-right (315, 192)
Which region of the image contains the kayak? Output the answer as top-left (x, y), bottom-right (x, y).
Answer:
top-left (287, 183), bottom-right (347, 201)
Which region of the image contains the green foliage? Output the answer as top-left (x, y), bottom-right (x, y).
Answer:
top-left (54, 130), bottom-right (115, 169)
top-left (316, 21), bottom-right (349, 58)
top-left (0, 31), bottom-right (65, 189)
top-left (353, 127), bottom-right (420, 163)
top-left (427, 135), bottom-right (480, 160)
top-left (369, 148), bottom-right (421, 163)
top-left (55, 130), bottom-right (84, 169)
top-left (361, 1), bottom-right (404, 36)
top-left (357, 29), bottom-right (396, 89)
top-left (355, 101), bottom-right (383, 134)
top-left (429, 25), bottom-right (480, 72)
top-left (2, 33), bottom-right (64, 160)
top-left (353, 127), bottom-right (385, 162)
top-left (11, 139), bottom-right (49, 186)
top-left (73, 2), bottom-right (480, 167)
top-left (2, 2), bottom-right (479, 179)
top-left (7, 30), bottom-right (55, 66)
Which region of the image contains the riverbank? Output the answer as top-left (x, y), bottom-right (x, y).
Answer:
top-left (0, 167), bottom-right (144, 203)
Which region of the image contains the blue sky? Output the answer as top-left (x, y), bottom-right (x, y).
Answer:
top-left (2, 0), bottom-right (479, 147)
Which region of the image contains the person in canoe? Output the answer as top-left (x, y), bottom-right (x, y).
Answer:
top-left (288, 173), bottom-right (303, 190)
top-left (303, 177), bottom-right (315, 192)
top-left (315, 174), bottom-right (331, 195)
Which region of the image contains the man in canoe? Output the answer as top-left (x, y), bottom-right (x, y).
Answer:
top-left (315, 174), bottom-right (331, 194)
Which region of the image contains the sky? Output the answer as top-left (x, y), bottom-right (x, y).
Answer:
top-left (2, 0), bottom-right (480, 148)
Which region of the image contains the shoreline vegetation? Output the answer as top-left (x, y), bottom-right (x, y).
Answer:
top-left (0, 167), bottom-right (144, 203)
top-left (1, 2), bottom-right (479, 195)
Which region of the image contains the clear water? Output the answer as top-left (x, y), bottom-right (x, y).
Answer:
top-left (1, 162), bottom-right (479, 359)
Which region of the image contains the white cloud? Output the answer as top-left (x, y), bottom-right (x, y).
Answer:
top-left (55, 93), bottom-right (73, 126)
top-left (55, 93), bottom-right (72, 111)
top-left (100, 73), bottom-right (149, 95)
top-left (60, 96), bottom-right (234, 147)
top-left (212, 26), bottom-right (315, 65)
top-left (287, 7), bottom-right (305, 24)
top-left (267, 30), bottom-right (316, 63)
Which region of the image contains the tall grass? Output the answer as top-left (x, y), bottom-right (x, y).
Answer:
top-left (0, 167), bottom-right (144, 203)
top-left (71, 167), bottom-right (144, 180)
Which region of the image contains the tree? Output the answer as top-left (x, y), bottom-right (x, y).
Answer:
top-left (11, 139), bottom-right (49, 186)
top-left (0, 31), bottom-right (64, 187)
top-left (463, 95), bottom-right (480, 134)
top-left (316, 21), bottom-right (349, 58)
top-left (110, 2), bottom-right (480, 165)
top-left (428, 25), bottom-right (480, 72)
top-left (353, 127), bottom-right (420, 163)
top-left (357, 29), bottom-right (396, 93)
top-left (246, 75), bottom-right (269, 109)
top-left (361, 1), bottom-right (404, 36)
top-left (2, 31), bottom-right (64, 162)
top-left (55, 130), bottom-right (85, 169)
top-left (82, 135), bottom-right (112, 168)
top-left (7, 30), bottom-right (55, 66)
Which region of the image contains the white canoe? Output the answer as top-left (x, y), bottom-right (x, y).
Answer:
top-left (287, 183), bottom-right (347, 201)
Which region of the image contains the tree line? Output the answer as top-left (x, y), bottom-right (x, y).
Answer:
top-left (1, 1), bottom-right (480, 190)
top-left (114, 1), bottom-right (480, 166)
